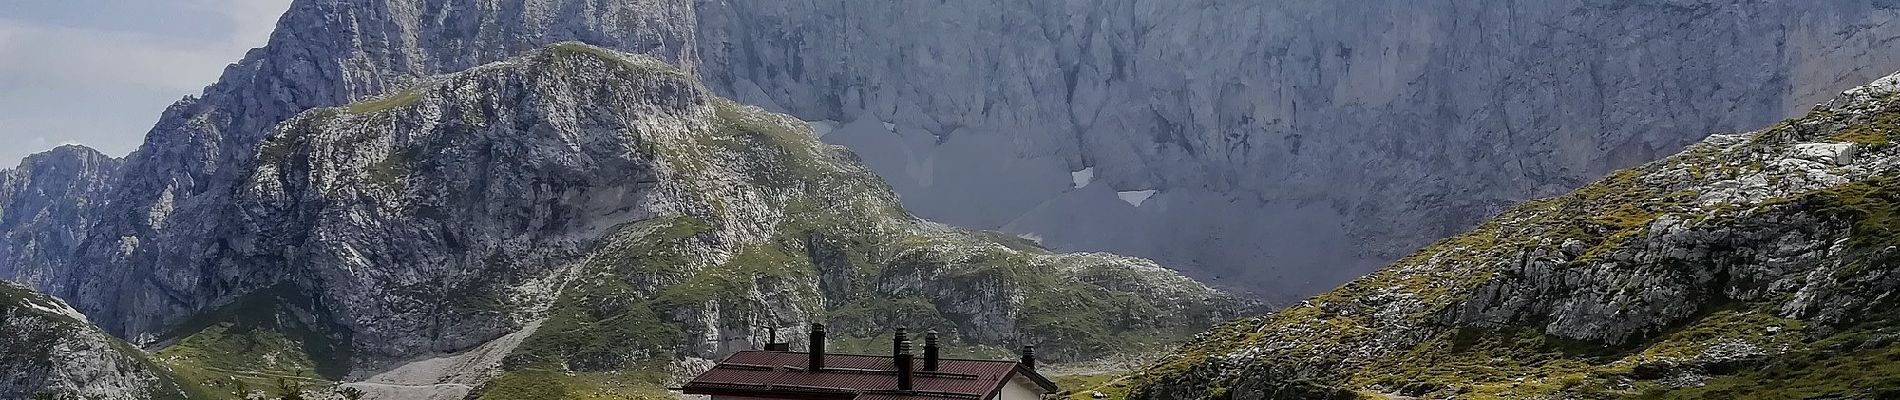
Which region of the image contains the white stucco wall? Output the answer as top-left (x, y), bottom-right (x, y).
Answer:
top-left (996, 376), bottom-right (1048, 400)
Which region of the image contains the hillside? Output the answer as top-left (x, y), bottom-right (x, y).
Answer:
top-left (0, 281), bottom-right (198, 400)
top-left (1124, 70), bottom-right (1900, 399)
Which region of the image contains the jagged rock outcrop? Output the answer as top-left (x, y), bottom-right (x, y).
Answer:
top-left (0, 145), bottom-right (121, 289)
top-left (0, 281), bottom-right (197, 400)
top-left (42, 0), bottom-right (717, 341)
top-left (135, 43), bottom-right (1239, 399)
top-left (1125, 70), bottom-right (1900, 399)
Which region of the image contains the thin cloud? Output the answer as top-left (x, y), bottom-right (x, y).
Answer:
top-left (0, 0), bottom-right (291, 167)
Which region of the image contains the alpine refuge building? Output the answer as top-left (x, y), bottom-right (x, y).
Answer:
top-left (682, 324), bottom-right (1059, 400)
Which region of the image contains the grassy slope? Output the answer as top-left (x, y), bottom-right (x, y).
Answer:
top-left (151, 286), bottom-right (350, 400)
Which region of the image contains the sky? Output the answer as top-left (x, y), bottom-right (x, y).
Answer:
top-left (0, 0), bottom-right (292, 167)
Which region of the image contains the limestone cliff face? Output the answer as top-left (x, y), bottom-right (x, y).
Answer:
top-left (0, 145), bottom-right (121, 290)
top-left (693, 0), bottom-right (1900, 300)
top-left (0, 281), bottom-right (195, 400)
top-left (1127, 68), bottom-right (1900, 400)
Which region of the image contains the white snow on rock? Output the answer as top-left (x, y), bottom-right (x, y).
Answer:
top-left (882, 121), bottom-right (898, 132)
top-left (22, 297), bottom-right (90, 324)
top-left (806, 120), bottom-right (840, 138)
top-left (1071, 167), bottom-right (1095, 189)
top-left (1117, 190), bottom-right (1158, 207)
top-left (1017, 232), bottom-right (1045, 244)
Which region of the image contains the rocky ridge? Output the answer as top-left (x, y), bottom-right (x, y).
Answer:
top-left (1123, 70), bottom-right (1900, 399)
top-left (0, 281), bottom-right (198, 400)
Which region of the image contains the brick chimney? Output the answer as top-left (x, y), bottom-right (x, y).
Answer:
top-left (896, 335), bottom-right (915, 391)
top-left (808, 323), bottom-right (826, 371)
top-left (1020, 344), bottom-right (1036, 372)
top-left (764, 327), bottom-right (790, 351)
top-left (892, 328), bottom-right (908, 359)
top-left (922, 330), bottom-right (941, 371)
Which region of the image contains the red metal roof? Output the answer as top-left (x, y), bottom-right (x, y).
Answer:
top-left (681, 351), bottom-right (1057, 400)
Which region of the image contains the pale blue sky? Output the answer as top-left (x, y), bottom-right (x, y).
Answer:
top-left (0, 0), bottom-right (291, 167)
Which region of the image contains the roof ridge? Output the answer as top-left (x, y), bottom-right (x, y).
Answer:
top-left (730, 350), bottom-right (1024, 364)
top-left (687, 350), bottom-right (1055, 399)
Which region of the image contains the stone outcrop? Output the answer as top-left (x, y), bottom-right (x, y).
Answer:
top-left (1128, 67), bottom-right (1900, 400)
top-left (0, 281), bottom-right (195, 400)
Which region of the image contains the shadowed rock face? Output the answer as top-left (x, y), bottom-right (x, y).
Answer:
top-left (10, 0), bottom-right (1900, 338)
top-left (693, 1), bottom-right (1900, 301)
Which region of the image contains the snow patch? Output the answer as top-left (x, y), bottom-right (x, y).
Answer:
top-left (1017, 232), bottom-right (1044, 244)
top-left (882, 121), bottom-right (897, 132)
top-left (1117, 190), bottom-right (1158, 207)
top-left (20, 296), bottom-right (90, 324)
top-left (806, 120), bottom-right (840, 138)
top-left (1071, 167), bottom-right (1095, 189)
top-left (730, 78), bottom-right (789, 113)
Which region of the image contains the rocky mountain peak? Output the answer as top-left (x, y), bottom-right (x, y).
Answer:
top-left (0, 145), bottom-right (122, 291)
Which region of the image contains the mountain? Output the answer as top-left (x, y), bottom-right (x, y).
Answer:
top-left (15, 2), bottom-right (1900, 316)
top-left (1, 281), bottom-right (198, 400)
top-left (1122, 71), bottom-right (1900, 399)
top-left (0, 145), bottom-right (121, 289)
top-left (93, 43), bottom-right (1238, 400)
top-left (10, 1), bottom-right (1900, 395)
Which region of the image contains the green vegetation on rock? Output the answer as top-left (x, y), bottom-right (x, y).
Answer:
top-left (343, 90), bottom-right (422, 114)
top-left (154, 287), bottom-right (350, 400)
